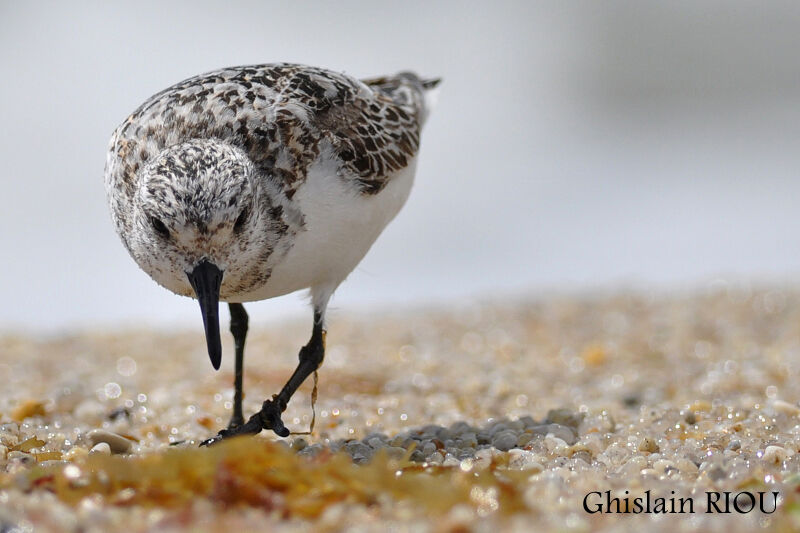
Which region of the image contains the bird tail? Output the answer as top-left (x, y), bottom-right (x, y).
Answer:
top-left (362, 72), bottom-right (442, 125)
top-left (420, 78), bottom-right (441, 123)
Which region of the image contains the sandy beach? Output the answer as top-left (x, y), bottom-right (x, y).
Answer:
top-left (2, 287), bottom-right (800, 531)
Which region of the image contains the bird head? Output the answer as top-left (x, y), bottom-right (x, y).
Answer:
top-left (129, 138), bottom-right (285, 369)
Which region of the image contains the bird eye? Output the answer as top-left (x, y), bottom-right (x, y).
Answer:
top-left (234, 207), bottom-right (249, 232)
top-left (151, 217), bottom-right (170, 238)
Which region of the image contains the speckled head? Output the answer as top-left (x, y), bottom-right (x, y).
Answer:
top-left (127, 138), bottom-right (285, 368)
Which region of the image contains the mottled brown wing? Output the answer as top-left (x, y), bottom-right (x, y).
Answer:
top-left (317, 73), bottom-right (429, 194)
top-left (106, 64), bottom-right (429, 205)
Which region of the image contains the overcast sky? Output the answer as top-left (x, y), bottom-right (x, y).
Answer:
top-left (3, 1), bottom-right (800, 332)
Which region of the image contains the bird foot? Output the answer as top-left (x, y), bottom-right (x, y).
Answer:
top-left (200, 397), bottom-right (289, 446)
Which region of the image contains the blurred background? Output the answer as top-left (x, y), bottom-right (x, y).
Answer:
top-left (2, 1), bottom-right (800, 332)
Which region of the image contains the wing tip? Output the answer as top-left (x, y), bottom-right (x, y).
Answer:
top-left (422, 77), bottom-right (442, 90)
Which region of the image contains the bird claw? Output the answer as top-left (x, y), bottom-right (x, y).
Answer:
top-left (199, 398), bottom-right (289, 446)
top-left (258, 398), bottom-right (290, 437)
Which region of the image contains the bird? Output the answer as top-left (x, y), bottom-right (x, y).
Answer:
top-left (104, 63), bottom-right (439, 445)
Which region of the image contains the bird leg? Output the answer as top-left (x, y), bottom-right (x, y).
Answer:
top-left (200, 311), bottom-right (325, 446)
top-left (228, 303), bottom-right (248, 429)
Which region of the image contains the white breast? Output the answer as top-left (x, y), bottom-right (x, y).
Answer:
top-left (236, 153), bottom-right (417, 302)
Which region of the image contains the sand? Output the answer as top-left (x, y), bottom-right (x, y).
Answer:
top-left (2, 287), bottom-right (800, 531)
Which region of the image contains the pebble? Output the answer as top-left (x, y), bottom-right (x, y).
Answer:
top-left (544, 435), bottom-right (569, 454)
top-left (11, 400), bottom-right (46, 422)
top-left (508, 449), bottom-right (544, 471)
top-left (325, 416), bottom-right (582, 465)
top-left (89, 443), bottom-right (111, 455)
top-left (706, 465), bottom-right (727, 481)
top-left (546, 409), bottom-right (583, 430)
top-left (7, 450), bottom-right (34, 465)
top-left (367, 437), bottom-right (385, 449)
top-left (491, 430), bottom-right (519, 451)
top-left (763, 445), bottom-right (792, 464)
top-left (442, 455), bottom-right (460, 467)
top-left (64, 447), bottom-right (88, 461)
top-left (546, 424), bottom-right (576, 445)
top-left (86, 429), bottom-right (132, 454)
top-left (638, 436), bottom-right (659, 453)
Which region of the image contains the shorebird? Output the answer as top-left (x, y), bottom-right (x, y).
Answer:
top-left (104, 63), bottom-right (439, 445)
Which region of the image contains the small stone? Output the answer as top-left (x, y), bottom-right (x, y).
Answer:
top-left (492, 430), bottom-right (519, 451)
top-left (516, 433), bottom-right (533, 447)
top-left (676, 458), bottom-right (699, 474)
top-left (474, 448), bottom-right (495, 469)
top-left (456, 449), bottom-right (474, 461)
top-left (727, 440), bottom-right (741, 451)
top-left (420, 424), bottom-right (443, 439)
top-left (460, 432), bottom-right (477, 445)
top-left (89, 443), bottom-right (111, 455)
top-left (638, 436), bottom-right (659, 453)
top-left (8, 450), bottom-right (34, 464)
top-left (86, 429), bottom-right (132, 454)
top-left (707, 465), bottom-right (727, 481)
top-left (421, 441), bottom-right (437, 457)
top-left (64, 447), bottom-right (88, 462)
top-left (763, 445), bottom-right (793, 464)
top-left (544, 435), bottom-right (569, 454)
top-left (546, 409), bottom-right (583, 430)
top-left (442, 455), bottom-right (460, 467)
top-left (291, 438), bottom-right (307, 451)
top-left (572, 451), bottom-right (592, 464)
top-left (0, 422), bottom-right (20, 438)
top-left (508, 449), bottom-right (543, 471)
top-left (488, 423), bottom-right (509, 436)
top-left (547, 424), bottom-right (576, 445)
top-left (367, 437), bottom-right (385, 449)
top-left (11, 400), bottom-right (46, 422)
top-left (427, 451), bottom-right (444, 464)
top-left (344, 441), bottom-right (372, 460)
top-left (450, 421), bottom-right (473, 434)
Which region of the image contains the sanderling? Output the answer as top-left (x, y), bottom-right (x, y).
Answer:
top-left (104, 63), bottom-right (439, 444)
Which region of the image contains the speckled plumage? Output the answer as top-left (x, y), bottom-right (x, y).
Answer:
top-left (105, 62), bottom-right (438, 303)
top-left (107, 63), bottom-right (429, 202)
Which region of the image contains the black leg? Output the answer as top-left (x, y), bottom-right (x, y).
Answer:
top-left (258, 311), bottom-right (325, 434)
top-left (228, 303), bottom-right (248, 429)
top-left (200, 310), bottom-right (326, 446)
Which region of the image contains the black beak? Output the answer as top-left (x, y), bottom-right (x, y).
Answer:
top-left (187, 260), bottom-right (223, 370)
